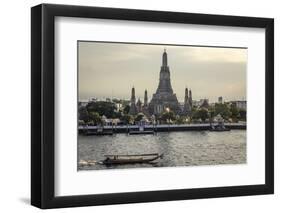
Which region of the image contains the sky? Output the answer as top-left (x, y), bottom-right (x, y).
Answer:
top-left (78, 41), bottom-right (247, 103)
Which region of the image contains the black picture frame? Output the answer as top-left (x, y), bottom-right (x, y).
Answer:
top-left (31, 3), bottom-right (274, 209)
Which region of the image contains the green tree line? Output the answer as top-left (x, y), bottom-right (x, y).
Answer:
top-left (79, 101), bottom-right (246, 125)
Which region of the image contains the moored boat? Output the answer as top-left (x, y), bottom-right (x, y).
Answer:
top-left (209, 114), bottom-right (230, 132)
top-left (128, 125), bottom-right (155, 135)
top-left (103, 153), bottom-right (163, 165)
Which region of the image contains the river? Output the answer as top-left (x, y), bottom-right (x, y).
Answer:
top-left (78, 130), bottom-right (246, 170)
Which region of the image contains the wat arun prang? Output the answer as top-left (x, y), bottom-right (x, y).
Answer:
top-left (129, 49), bottom-right (193, 117)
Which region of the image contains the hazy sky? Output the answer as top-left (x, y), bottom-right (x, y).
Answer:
top-left (78, 41), bottom-right (247, 103)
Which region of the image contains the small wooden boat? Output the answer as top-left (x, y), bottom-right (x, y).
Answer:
top-left (103, 153), bottom-right (163, 165)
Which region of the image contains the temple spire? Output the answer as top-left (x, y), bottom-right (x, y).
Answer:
top-left (144, 89), bottom-right (148, 107)
top-left (131, 87), bottom-right (135, 101)
top-left (188, 90), bottom-right (193, 107)
top-left (184, 87), bottom-right (189, 103)
top-left (129, 87), bottom-right (137, 115)
top-left (183, 87), bottom-right (192, 115)
top-left (162, 49), bottom-right (168, 66)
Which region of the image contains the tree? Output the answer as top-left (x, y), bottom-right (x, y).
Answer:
top-left (207, 106), bottom-right (215, 123)
top-left (87, 101), bottom-right (117, 118)
top-left (175, 116), bottom-right (187, 124)
top-left (191, 106), bottom-right (198, 119)
top-left (78, 106), bottom-right (89, 123)
top-left (134, 113), bottom-right (144, 122)
top-left (123, 105), bottom-right (130, 114)
top-left (214, 103), bottom-right (231, 119)
top-left (193, 108), bottom-right (209, 122)
top-left (112, 98), bottom-right (121, 104)
top-left (121, 114), bottom-right (134, 124)
top-left (160, 111), bottom-right (176, 123)
top-left (112, 111), bottom-right (122, 119)
top-left (209, 106), bottom-right (215, 118)
top-left (239, 109), bottom-right (247, 121)
top-left (230, 104), bottom-right (240, 120)
top-left (89, 112), bottom-right (102, 125)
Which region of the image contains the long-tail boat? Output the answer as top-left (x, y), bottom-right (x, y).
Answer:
top-left (102, 153), bottom-right (163, 165)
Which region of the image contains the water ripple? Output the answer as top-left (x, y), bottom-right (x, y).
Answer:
top-left (78, 130), bottom-right (246, 170)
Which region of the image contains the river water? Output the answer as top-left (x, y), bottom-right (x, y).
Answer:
top-left (78, 130), bottom-right (246, 170)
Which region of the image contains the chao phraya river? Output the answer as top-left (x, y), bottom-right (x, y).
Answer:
top-left (78, 130), bottom-right (246, 170)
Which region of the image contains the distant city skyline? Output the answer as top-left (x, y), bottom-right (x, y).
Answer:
top-left (78, 41), bottom-right (247, 103)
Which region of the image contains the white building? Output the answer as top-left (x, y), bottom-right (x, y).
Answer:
top-left (218, 96), bottom-right (223, 104)
top-left (235, 101), bottom-right (247, 110)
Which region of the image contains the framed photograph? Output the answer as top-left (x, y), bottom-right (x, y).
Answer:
top-left (31, 4), bottom-right (274, 209)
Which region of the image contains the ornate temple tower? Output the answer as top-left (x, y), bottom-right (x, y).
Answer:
top-left (129, 87), bottom-right (137, 115)
top-left (184, 88), bottom-right (189, 105)
top-left (188, 89), bottom-right (193, 108)
top-left (155, 49), bottom-right (174, 94)
top-left (144, 89), bottom-right (148, 108)
top-left (142, 89), bottom-right (150, 116)
top-left (136, 98), bottom-right (142, 113)
top-left (183, 87), bottom-right (192, 115)
top-left (149, 49), bottom-right (180, 115)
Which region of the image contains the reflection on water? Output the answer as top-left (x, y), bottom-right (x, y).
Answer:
top-left (78, 130), bottom-right (246, 170)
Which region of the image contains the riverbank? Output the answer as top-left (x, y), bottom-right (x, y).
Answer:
top-left (78, 123), bottom-right (246, 135)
